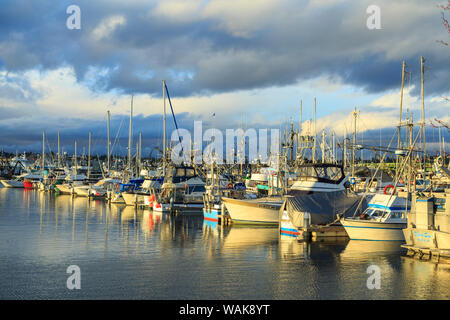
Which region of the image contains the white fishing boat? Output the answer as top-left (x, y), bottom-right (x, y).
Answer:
top-left (153, 176), bottom-right (206, 213)
top-left (221, 196), bottom-right (283, 225)
top-left (341, 193), bottom-right (410, 241)
top-left (122, 191), bottom-right (144, 206)
top-left (402, 190), bottom-right (450, 261)
top-left (56, 180), bottom-right (84, 194)
top-left (73, 185), bottom-right (106, 197)
top-left (0, 179), bottom-right (24, 188)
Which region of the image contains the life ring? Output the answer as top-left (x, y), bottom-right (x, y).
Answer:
top-left (227, 183), bottom-right (233, 189)
top-left (384, 184), bottom-right (395, 195)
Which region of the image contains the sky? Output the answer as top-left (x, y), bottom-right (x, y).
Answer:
top-left (0, 0), bottom-right (449, 156)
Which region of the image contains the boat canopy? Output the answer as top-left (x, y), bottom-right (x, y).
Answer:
top-left (280, 191), bottom-right (365, 227)
top-left (295, 163), bottom-right (345, 185)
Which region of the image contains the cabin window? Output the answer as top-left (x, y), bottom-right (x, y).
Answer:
top-left (435, 198), bottom-right (445, 212)
top-left (176, 168), bottom-right (185, 176)
top-left (191, 186), bottom-right (206, 193)
top-left (389, 212), bottom-right (403, 219)
top-left (371, 210), bottom-right (384, 217)
top-left (186, 168), bottom-right (195, 177)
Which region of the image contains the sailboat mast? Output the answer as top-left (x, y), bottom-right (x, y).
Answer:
top-left (343, 127), bottom-right (347, 169)
top-left (332, 131), bottom-right (336, 162)
top-left (313, 98), bottom-right (317, 163)
top-left (420, 56), bottom-right (426, 167)
top-left (298, 99), bottom-right (302, 157)
top-left (88, 131), bottom-right (91, 179)
top-left (74, 140), bottom-right (77, 176)
top-left (321, 130), bottom-right (325, 163)
top-left (57, 131), bottom-right (61, 168)
top-left (128, 94), bottom-right (133, 172)
top-left (138, 131), bottom-right (142, 176)
top-left (163, 80), bottom-right (166, 176)
top-left (396, 60), bottom-right (406, 182)
top-left (352, 108), bottom-right (358, 177)
top-left (42, 131), bottom-right (45, 169)
top-left (107, 110), bottom-right (111, 175)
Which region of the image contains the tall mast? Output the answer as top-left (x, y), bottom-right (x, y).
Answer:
top-left (74, 140), bottom-right (77, 176)
top-left (128, 94), bottom-right (133, 172)
top-left (332, 131), bottom-right (336, 163)
top-left (298, 99), bottom-right (302, 156)
top-left (163, 80), bottom-right (166, 176)
top-left (321, 130), bottom-right (325, 163)
top-left (139, 131), bottom-right (142, 176)
top-left (343, 127), bottom-right (347, 169)
top-left (57, 131), bottom-right (61, 168)
top-left (312, 97), bottom-right (317, 163)
top-left (396, 60), bottom-right (406, 182)
top-left (87, 131), bottom-right (91, 179)
top-left (42, 131), bottom-right (45, 169)
top-left (136, 142), bottom-right (139, 177)
top-left (352, 107), bottom-right (358, 177)
top-left (420, 56), bottom-right (426, 167)
top-left (107, 110), bottom-right (111, 175)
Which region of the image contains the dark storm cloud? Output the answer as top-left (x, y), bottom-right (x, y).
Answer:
top-left (0, 0), bottom-right (448, 99)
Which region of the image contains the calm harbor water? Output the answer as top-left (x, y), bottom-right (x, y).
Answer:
top-left (0, 187), bottom-right (448, 300)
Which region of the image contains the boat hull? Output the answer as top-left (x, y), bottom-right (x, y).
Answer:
top-left (341, 218), bottom-right (406, 241)
top-left (73, 186), bottom-right (90, 197)
top-left (23, 181), bottom-right (34, 189)
top-left (122, 192), bottom-right (146, 206)
top-left (403, 227), bottom-right (450, 250)
top-left (203, 206), bottom-right (221, 222)
top-left (56, 184), bottom-right (73, 194)
top-left (222, 197), bottom-right (281, 225)
top-left (0, 180), bottom-right (24, 188)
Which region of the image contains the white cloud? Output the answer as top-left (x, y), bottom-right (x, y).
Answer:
top-left (92, 15), bottom-right (127, 41)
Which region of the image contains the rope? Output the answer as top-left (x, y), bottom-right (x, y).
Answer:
top-left (350, 128), bottom-right (398, 218)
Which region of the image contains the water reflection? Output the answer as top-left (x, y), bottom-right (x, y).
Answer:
top-left (0, 188), bottom-right (449, 299)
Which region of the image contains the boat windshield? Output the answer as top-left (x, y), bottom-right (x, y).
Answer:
top-left (364, 208), bottom-right (387, 219)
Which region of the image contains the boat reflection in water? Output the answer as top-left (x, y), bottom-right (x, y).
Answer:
top-left (1, 188), bottom-right (449, 299)
top-left (399, 257), bottom-right (450, 299)
top-left (279, 235), bottom-right (311, 260)
top-left (141, 209), bottom-right (163, 238)
top-left (340, 240), bottom-right (403, 261)
top-left (221, 226), bottom-right (279, 252)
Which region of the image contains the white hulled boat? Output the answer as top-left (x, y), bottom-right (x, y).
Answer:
top-left (341, 193), bottom-right (410, 241)
top-left (0, 179), bottom-right (24, 188)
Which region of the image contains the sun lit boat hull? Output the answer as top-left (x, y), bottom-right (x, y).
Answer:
top-left (55, 184), bottom-right (73, 194)
top-left (341, 218), bottom-right (406, 241)
top-left (0, 180), bottom-right (24, 188)
top-left (122, 192), bottom-right (146, 206)
top-left (73, 186), bottom-right (90, 197)
top-left (222, 197), bottom-right (281, 225)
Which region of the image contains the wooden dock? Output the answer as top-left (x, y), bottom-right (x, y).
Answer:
top-left (310, 225), bottom-right (348, 239)
top-left (402, 245), bottom-right (450, 263)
